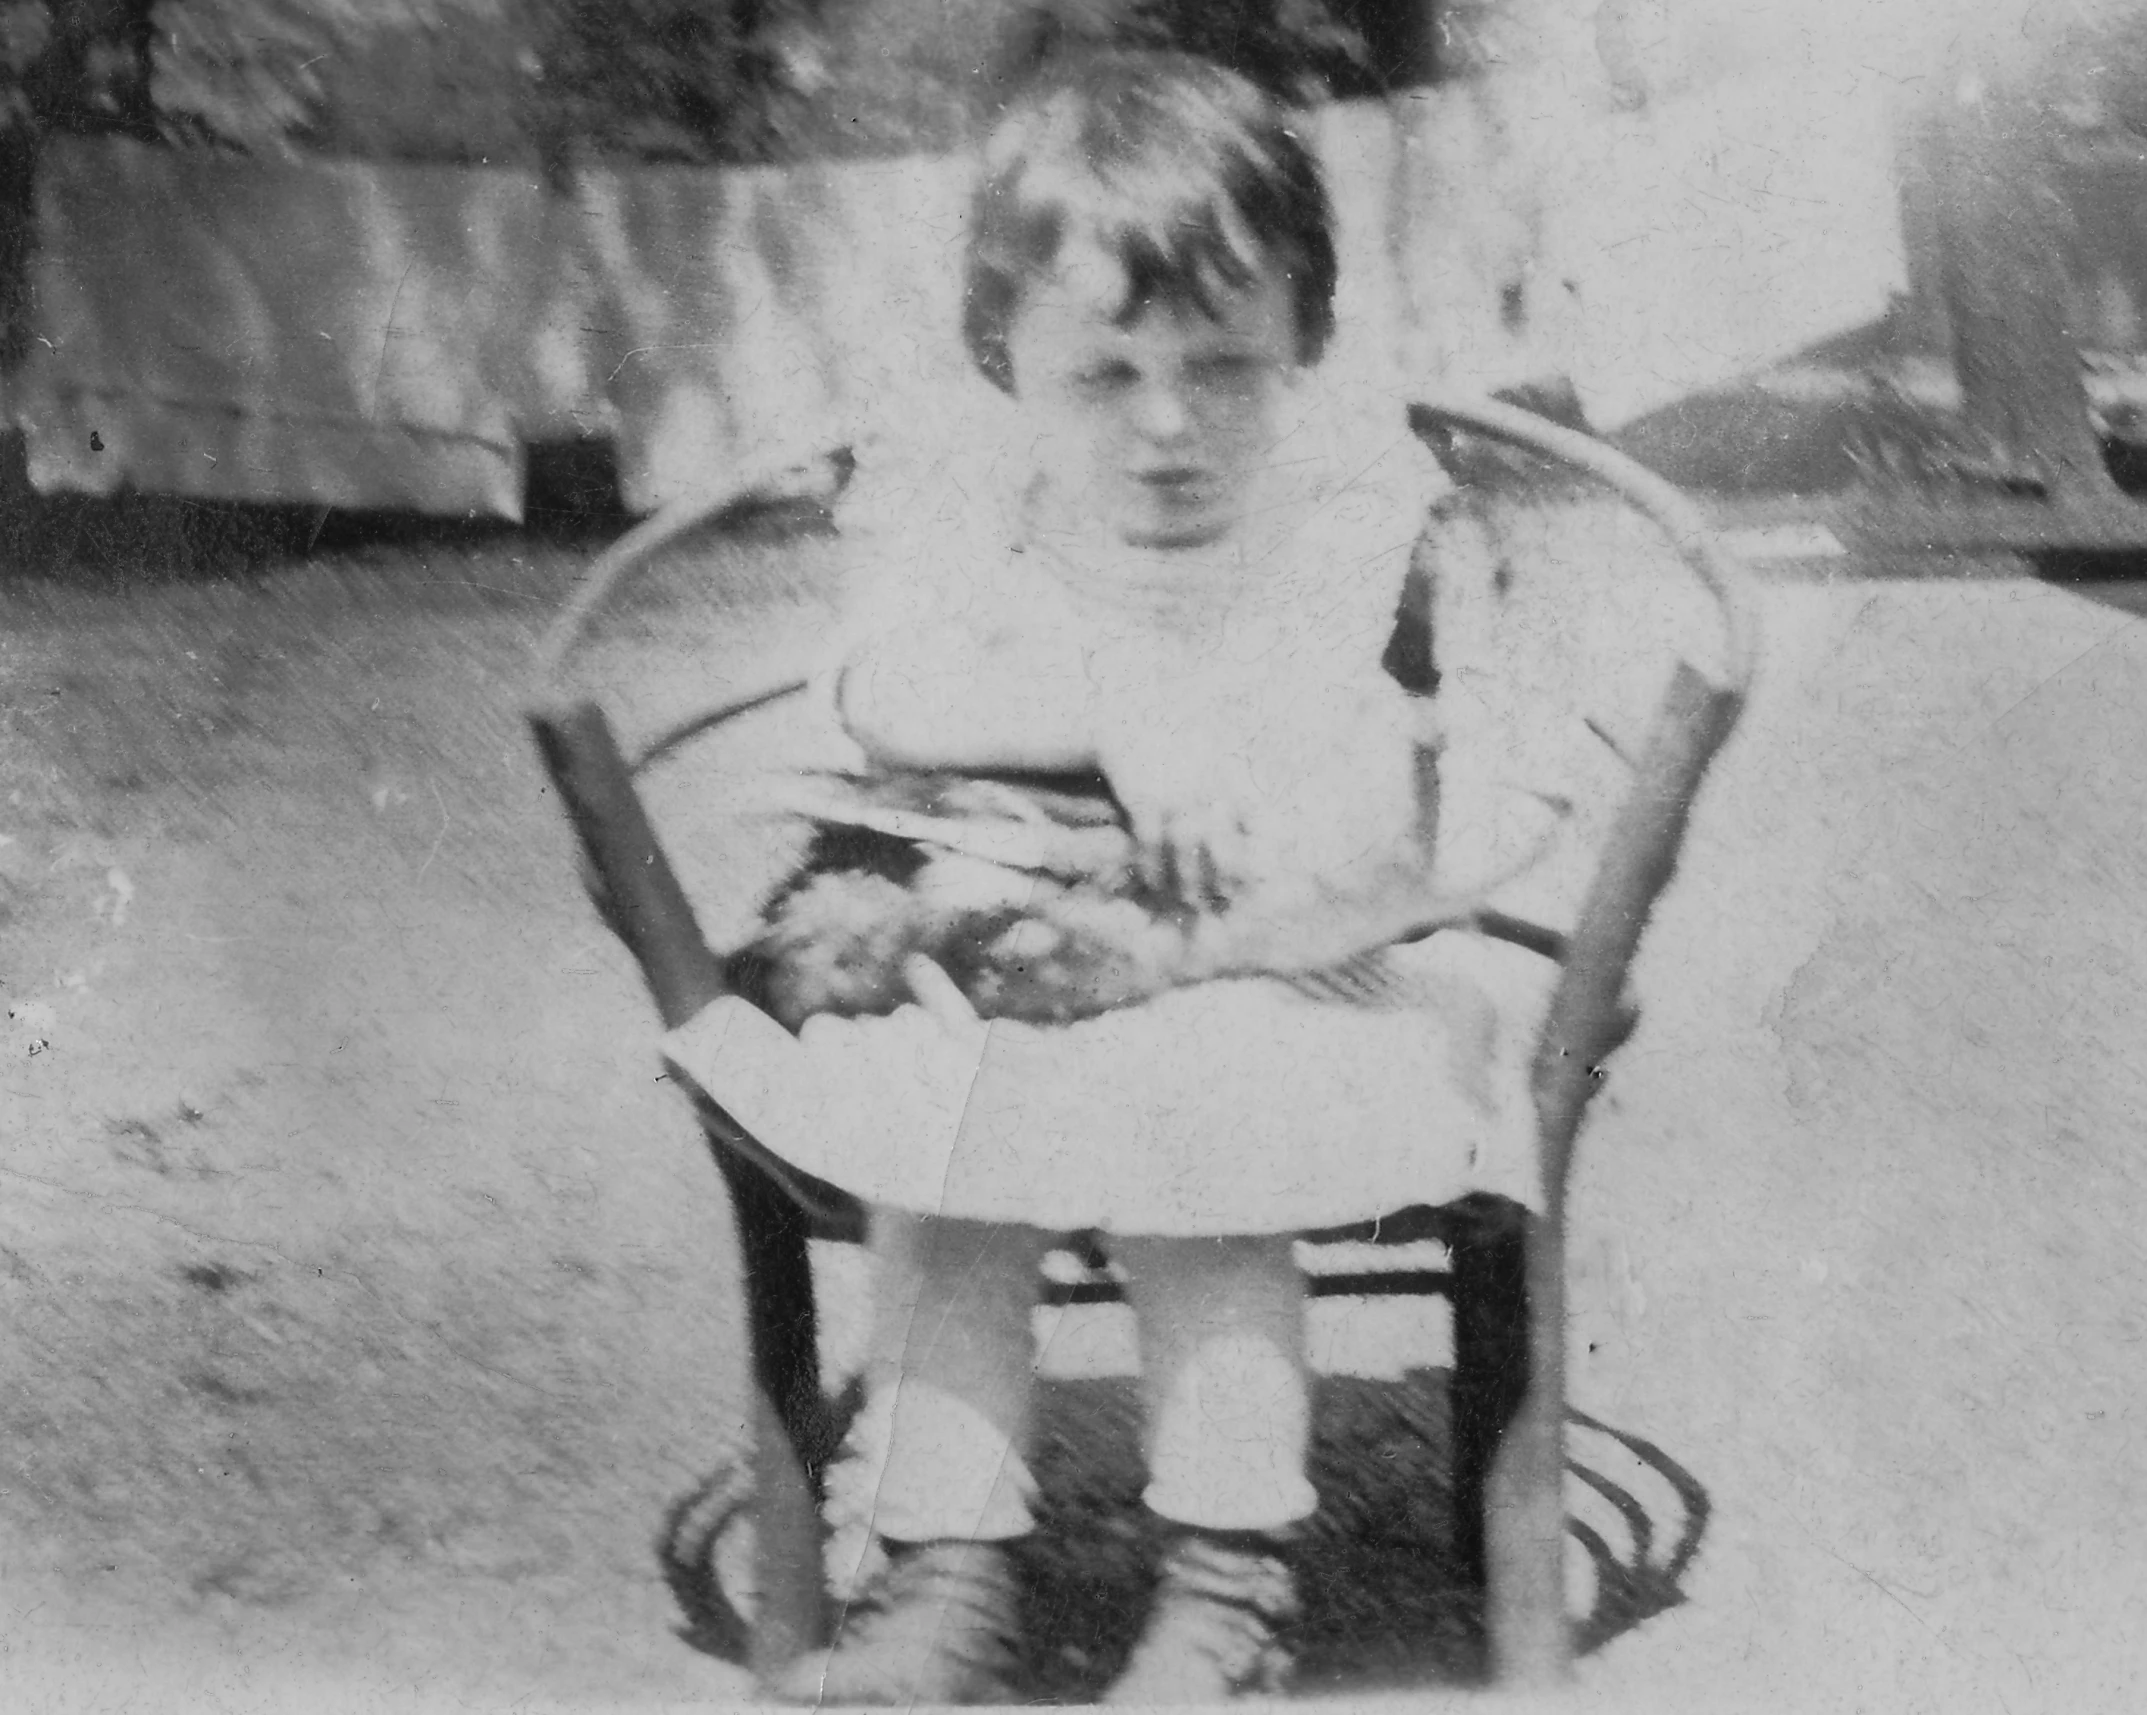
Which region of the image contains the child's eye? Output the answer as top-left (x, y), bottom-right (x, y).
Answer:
top-left (1075, 361), bottom-right (1140, 394)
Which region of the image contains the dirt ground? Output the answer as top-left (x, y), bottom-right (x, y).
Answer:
top-left (4, 509), bottom-right (2146, 1713)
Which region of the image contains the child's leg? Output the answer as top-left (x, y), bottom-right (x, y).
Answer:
top-left (1103, 1233), bottom-right (1313, 1702)
top-left (774, 1208), bottom-right (1052, 1706)
top-left (1113, 1233), bottom-right (1317, 1532)
top-left (864, 1207), bottom-right (1055, 1542)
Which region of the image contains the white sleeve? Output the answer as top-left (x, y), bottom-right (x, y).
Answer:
top-left (813, 420), bottom-right (1010, 759)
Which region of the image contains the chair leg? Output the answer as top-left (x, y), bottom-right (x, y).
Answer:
top-left (1446, 1194), bottom-right (1532, 1611)
top-left (721, 1151), bottom-right (831, 1470)
top-left (1484, 1194), bottom-right (1572, 1685)
top-left (717, 1150), bottom-right (831, 1680)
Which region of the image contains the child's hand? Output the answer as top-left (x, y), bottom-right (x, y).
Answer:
top-left (902, 953), bottom-right (991, 1047)
top-left (1096, 710), bottom-right (1257, 908)
top-left (1093, 644), bottom-right (1422, 911)
top-left (789, 955), bottom-right (1002, 1152)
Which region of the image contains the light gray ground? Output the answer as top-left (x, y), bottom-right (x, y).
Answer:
top-left (3, 526), bottom-right (2143, 1712)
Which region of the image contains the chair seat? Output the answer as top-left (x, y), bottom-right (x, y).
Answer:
top-left (704, 1084), bottom-right (1509, 1265)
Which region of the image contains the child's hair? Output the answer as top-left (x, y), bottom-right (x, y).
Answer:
top-left (962, 49), bottom-right (1337, 394)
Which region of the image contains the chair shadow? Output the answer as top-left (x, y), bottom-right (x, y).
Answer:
top-left (661, 1368), bottom-right (1710, 1702)
top-left (1017, 1371), bottom-right (1484, 1698)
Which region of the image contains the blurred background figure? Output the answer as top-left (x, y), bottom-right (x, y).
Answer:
top-left (7, 1), bottom-right (2147, 522)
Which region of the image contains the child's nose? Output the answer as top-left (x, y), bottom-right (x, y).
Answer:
top-left (1133, 380), bottom-right (1193, 442)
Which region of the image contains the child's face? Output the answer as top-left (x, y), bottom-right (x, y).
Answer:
top-left (1006, 243), bottom-right (1303, 550)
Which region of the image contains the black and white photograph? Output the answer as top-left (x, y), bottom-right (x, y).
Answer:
top-left (3, 2), bottom-right (2143, 1709)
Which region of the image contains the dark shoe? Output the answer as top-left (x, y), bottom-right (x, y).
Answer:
top-left (1103, 1529), bottom-right (1299, 1704)
top-left (769, 1538), bottom-right (1019, 1706)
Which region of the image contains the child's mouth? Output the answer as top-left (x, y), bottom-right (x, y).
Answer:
top-left (1123, 470), bottom-right (1229, 545)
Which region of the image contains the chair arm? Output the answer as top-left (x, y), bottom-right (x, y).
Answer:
top-left (527, 698), bottom-right (731, 1030)
top-left (1408, 393), bottom-right (1761, 701)
top-left (1532, 663), bottom-right (1743, 1188)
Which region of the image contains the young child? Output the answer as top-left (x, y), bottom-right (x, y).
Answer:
top-left (661, 45), bottom-right (1617, 1705)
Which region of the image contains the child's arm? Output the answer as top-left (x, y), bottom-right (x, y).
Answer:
top-left (840, 611), bottom-right (1275, 906)
top-left (841, 589), bottom-right (1392, 909)
top-left (827, 398), bottom-right (1111, 774)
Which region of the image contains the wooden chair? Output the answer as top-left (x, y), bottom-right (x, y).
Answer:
top-left (528, 393), bottom-right (1758, 1695)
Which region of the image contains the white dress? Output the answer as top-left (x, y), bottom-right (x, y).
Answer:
top-left (662, 379), bottom-right (1627, 1234)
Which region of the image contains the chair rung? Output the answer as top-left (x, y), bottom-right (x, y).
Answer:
top-left (1040, 1268), bottom-right (1455, 1307)
top-left (1311, 1267), bottom-right (1456, 1299)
